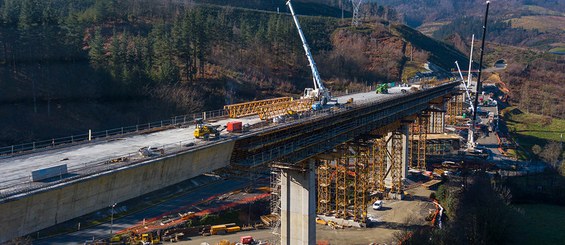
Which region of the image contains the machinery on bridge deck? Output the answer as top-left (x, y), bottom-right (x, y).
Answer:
top-left (194, 118), bottom-right (223, 140)
top-left (287, 0), bottom-right (332, 108)
top-left (375, 83), bottom-right (389, 94)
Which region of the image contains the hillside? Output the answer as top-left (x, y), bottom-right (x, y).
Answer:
top-left (0, 0), bottom-right (468, 146)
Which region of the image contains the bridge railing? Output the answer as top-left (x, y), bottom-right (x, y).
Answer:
top-left (0, 135), bottom-right (234, 199)
top-left (0, 109), bottom-right (228, 157)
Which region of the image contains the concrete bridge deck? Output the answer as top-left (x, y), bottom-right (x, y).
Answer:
top-left (0, 83), bottom-right (459, 242)
top-left (0, 87), bottom-right (408, 198)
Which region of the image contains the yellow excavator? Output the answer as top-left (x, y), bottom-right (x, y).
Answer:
top-left (193, 118), bottom-right (222, 140)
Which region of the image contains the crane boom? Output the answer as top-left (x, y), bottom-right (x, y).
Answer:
top-left (286, 0), bottom-right (330, 105)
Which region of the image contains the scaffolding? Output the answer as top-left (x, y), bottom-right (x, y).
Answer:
top-left (270, 168), bottom-right (281, 244)
top-left (375, 138), bottom-right (387, 193)
top-left (353, 145), bottom-right (369, 222)
top-left (257, 99), bottom-right (313, 121)
top-left (429, 111), bottom-right (445, 134)
top-left (409, 122), bottom-right (416, 168)
top-left (224, 97), bottom-right (292, 118)
top-left (317, 159), bottom-right (332, 215)
top-left (390, 130), bottom-right (403, 195)
top-left (446, 95), bottom-right (463, 125)
top-left (416, 113), bottom-right (429, 170)
top-left (335, 153), bottom-right (348, 218)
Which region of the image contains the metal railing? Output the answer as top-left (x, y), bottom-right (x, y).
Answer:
top-left (0, 109), bottom-right (228, 157)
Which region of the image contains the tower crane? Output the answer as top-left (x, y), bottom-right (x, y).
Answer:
top-left (286, 0), bottom-right (332, 107)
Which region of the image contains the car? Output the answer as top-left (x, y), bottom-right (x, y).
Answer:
top-left (372, 200), bottom-right (383, 210)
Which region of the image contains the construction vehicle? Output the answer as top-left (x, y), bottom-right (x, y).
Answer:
top-left (130, 233), bottom-right (160, 245)
top-left (236, 235), bottom-right (267, 245)
top-left (400, 84), bottom-right (422, 94)
top-left (210, 224), bottom-right (241, 235)
top-left (194, 118), bottom-right (223, 140)
top-left (375, 83), bottom-right (389, 94)
top-left (287, 0), bottom-right (332, 107)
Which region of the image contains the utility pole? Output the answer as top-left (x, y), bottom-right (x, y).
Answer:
top-left (470, 1), bottom-right (490, 149)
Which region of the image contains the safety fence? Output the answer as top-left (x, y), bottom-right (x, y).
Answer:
top-left (0, 109), bottom-right (228, 157)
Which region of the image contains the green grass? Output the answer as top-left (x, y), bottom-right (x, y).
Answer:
top-left (549, 47), bottom-right (565, 54)
top-left (509, 204), bottom-right (565, 244)
top-left (503, 107), bottom-right (565, 150)
top-left (401, 61), bottom-right (427, 81)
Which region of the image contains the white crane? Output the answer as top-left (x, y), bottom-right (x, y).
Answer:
top-left (286, 0), bottom-right (332, 107)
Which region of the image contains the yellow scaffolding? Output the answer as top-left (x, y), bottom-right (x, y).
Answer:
top-left (353, 146), bottom-right (369, 222)
top-left (446, 95), bottom-right (463, 125)
top-left (317, 159), bottom-right (332, 215)
top-left (390, 131), bottom-right (403, 195)
top-left (335, 151), bottom-right (348, 218)
top-left (224, 97), bottom-right (292, 118)
top-left (417, 112), bottom-right (429, 170)
top-left (257, 99), bottom-right (313, 121)
top-left (375, 138), bottom-right (387, 193)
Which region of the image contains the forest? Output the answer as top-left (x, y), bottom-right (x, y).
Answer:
top-left (0, 0), bottom-right (453, 146)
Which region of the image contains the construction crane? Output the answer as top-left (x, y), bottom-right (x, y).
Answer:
top-left (286, 0), bottom-right (332, 108)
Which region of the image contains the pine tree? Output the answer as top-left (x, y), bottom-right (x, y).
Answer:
top-left (89, 27), bottom-right (105, 67)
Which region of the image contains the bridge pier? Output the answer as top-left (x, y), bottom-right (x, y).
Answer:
top-left (385, 124), bottom-right (409, 199)
top-left (277, 161), bottom-right (316, 245)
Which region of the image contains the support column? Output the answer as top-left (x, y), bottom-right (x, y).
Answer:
top-left (280, 161), bottom-right (316, 245)
top-left (399, 124), bottom-right (409, 180)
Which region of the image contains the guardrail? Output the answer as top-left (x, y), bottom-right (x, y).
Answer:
top-left (0, 109), bottom-right (228, 157)
top-left (0, 87), bottom-right (374, 157)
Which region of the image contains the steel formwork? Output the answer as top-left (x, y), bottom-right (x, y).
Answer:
top-left (257, 99), bottom-right (313, 121)
top-left (224, 97), bottom-right (292, 118)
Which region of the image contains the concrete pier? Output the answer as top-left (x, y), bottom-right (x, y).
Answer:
top-left (280, 161), bottom-right (315, 245)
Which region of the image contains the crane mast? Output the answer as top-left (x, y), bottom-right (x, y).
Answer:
top-left (286, 0), bottom-right (330, 105)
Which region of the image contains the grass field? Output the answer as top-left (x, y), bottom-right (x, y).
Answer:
top-left (549, 47), bottom-right (565, 54)
top-left (503, 107), bottom-right (565, 150)
top-left (509, 204), bottom-right (565, 244)
top-left (508, 15), bottom-right (565, 31)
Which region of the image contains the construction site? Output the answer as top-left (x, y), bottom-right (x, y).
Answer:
top-left (0, 1), bottom-right (532, 245)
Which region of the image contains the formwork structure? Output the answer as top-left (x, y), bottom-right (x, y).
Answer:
top-left (409, 122), bottom-right (416, 168)
top-left (270, 168), bottom-right (282, 243)
top-left (353, 145), bottom-right (369, 222)
top-left (446, 95), bottom-right (463, 125)
top-left (375, 138), bottom-right (387, 194)
top-left (314, 133), bottom-right (402, 223)
top-left (390, 131), bottom-right (404, 195)
top-left (429, 111), bottom-right (445, 134)
top-left (317, 159), bottom-right (332, 215)
top-left (257, 99), bottom-right (313, 121)
top-left (224, 97), bottom-right (292, 118)
top-left (335, 153), bottom-right (348, 218)
top-left (414, 112), bottom-right (430, 170)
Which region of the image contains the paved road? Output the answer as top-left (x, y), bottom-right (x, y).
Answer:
top-left (35, 178), bottom-right (250, 245)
